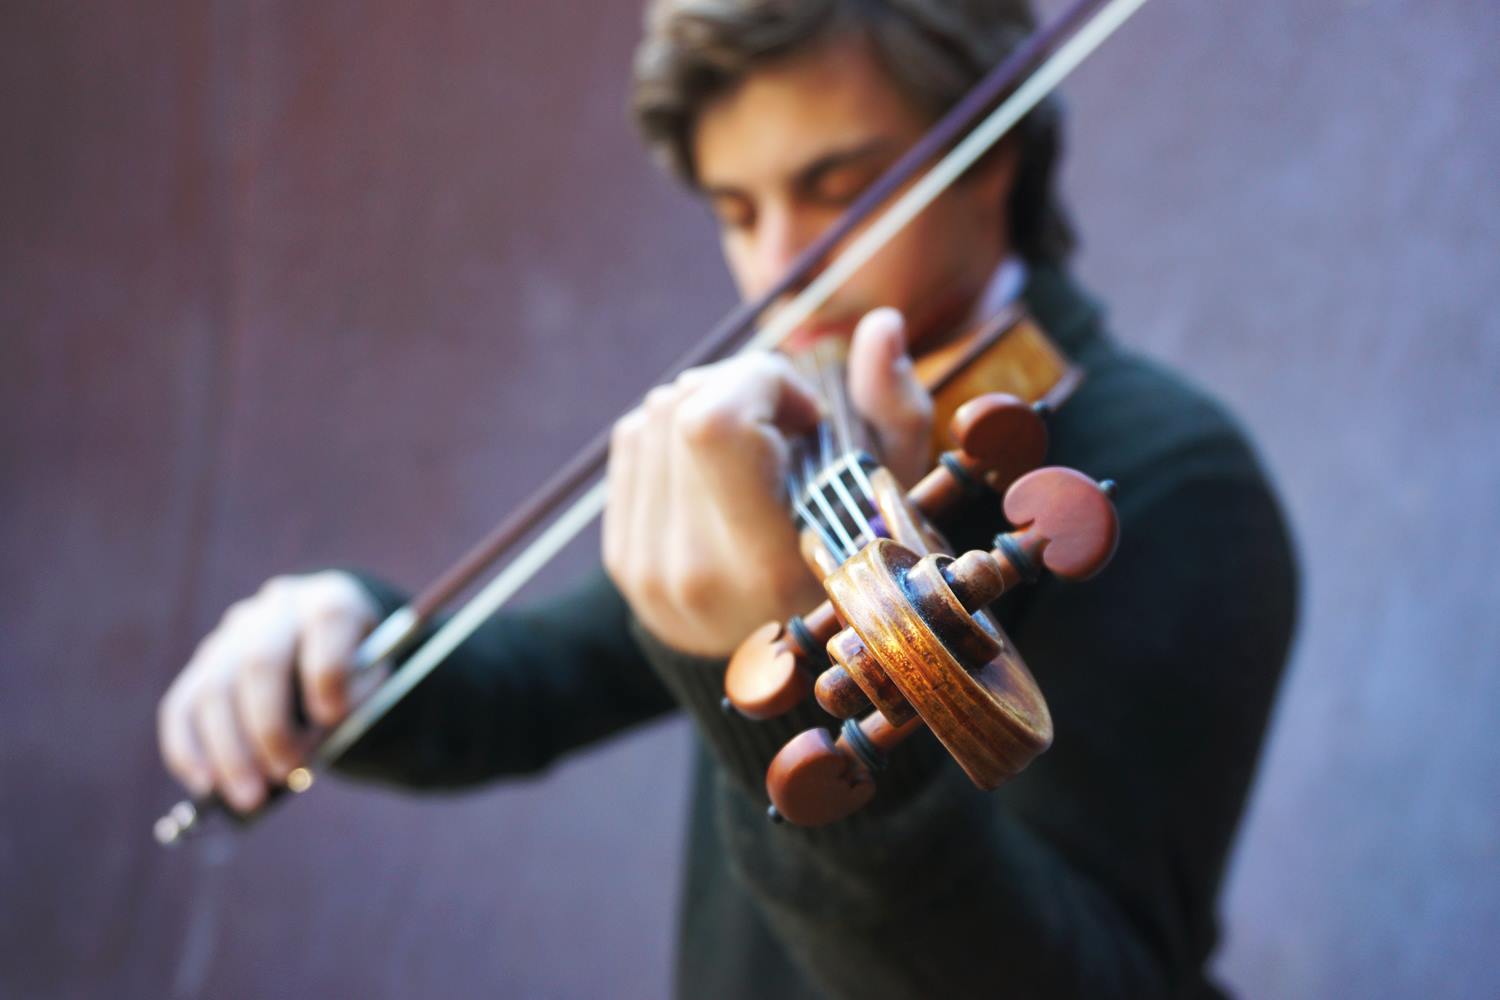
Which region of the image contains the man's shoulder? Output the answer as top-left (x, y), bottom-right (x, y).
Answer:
top-left (1053, 348), bottom-right (1272, 500)
top-left (1024, 266), bottom-right (1270, 494)
top-left (1044, 348), bottom-right (1299, 616)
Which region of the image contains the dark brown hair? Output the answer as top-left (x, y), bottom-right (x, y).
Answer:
top-left (631, 0), bottom-right (1076, 263)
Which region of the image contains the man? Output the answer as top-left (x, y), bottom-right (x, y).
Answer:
top-left (158, 1), bottom-right (1297, 996)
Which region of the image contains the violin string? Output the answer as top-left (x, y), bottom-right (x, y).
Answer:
top-left (784, 441), bottom-right (802, 517)
top-left (787, 353), bottom-right (837, 562)
top-left (812, 396), bottom-right (847, 558)
top-left (846, 452), bottom-right (880, 517)
top-left (801, 445), bottom-right (839, 559)
top-left (805, 462), bottom-right (857, 559)
top-left (826, 460), bottom-right (869, 551)
top-left (820, 348), bottom-right (881, 524)
top-left (787, 418), bottom-right (848, 563)
top-left (788, 347), bottom-right (856, 561)
top-left (811, 344), bottom-right (872, 550)
top-left (823, 344), bottom-right (856, 468)
top-left (791, 487), bottom-right (843, 563)
top-left (822, 355), bottom-right (858, 554)
top-left (801, 435), bottom-right (819, 516)
top-left (831, 346), bottom-right (882, 539)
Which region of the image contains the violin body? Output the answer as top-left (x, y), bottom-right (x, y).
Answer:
top-left (913, 304), bottom-right (1081, 457)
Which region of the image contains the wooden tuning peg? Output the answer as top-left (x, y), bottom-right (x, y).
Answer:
top-left (951, 393), bottom-right (1050, 486)
top-left (724, 602), bottom-right (840, 719)
top-left (939, 467), bottom-right (1119, 614)
top-left (907, 392), bottom-right (1048, 521)
top-left (765, 713), bottom-right (923, 827)
top-left (998, 466), bottom-right (1119, 582)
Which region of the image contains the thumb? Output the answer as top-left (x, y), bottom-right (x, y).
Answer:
top-left (848, 308), bottom-right (933, 487)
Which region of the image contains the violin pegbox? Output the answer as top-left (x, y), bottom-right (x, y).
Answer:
top-left (765, 467), bottom-right (1120, 827)
top-left (724, 394), bottom-right (1045, 721)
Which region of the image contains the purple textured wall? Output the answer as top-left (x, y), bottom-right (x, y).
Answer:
top-left (2, 1), bottom-right (1495, 998)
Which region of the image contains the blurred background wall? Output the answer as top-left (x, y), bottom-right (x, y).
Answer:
top-left (2, 1), bottom-right (1495, 997)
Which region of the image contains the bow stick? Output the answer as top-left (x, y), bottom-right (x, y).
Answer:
top-left (154, 0), bottom-right (1149, 845)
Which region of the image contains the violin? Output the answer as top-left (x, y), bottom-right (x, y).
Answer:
top-left (725, 311), bottom-right (1118, 826)
top-left (153, 0), bottom-right (1146, 845)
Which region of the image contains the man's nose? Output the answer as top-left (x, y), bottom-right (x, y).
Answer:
top-left (750, 206), bottom-right (822, 297)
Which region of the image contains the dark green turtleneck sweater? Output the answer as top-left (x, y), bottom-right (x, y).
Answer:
top-left (339, 266), bottom-right (1297, 999)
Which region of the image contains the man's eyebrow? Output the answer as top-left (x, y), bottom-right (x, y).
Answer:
top-left (700, 138), bottom-right (899, 198)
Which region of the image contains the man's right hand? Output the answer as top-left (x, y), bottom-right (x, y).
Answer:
top-left (156, 571), bottom-right (381, 813)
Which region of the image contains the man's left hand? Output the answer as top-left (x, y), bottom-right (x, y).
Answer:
top-left (603, 308), bottom-right (932, 657)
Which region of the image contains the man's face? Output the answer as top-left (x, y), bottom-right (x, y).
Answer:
top-left (693, 32), bottom-right (1015, 350)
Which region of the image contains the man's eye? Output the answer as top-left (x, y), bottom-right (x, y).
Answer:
top-left (812, 168), bottom-right (874, 204)
top-left (711, 197), bottom-right (754, 231)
